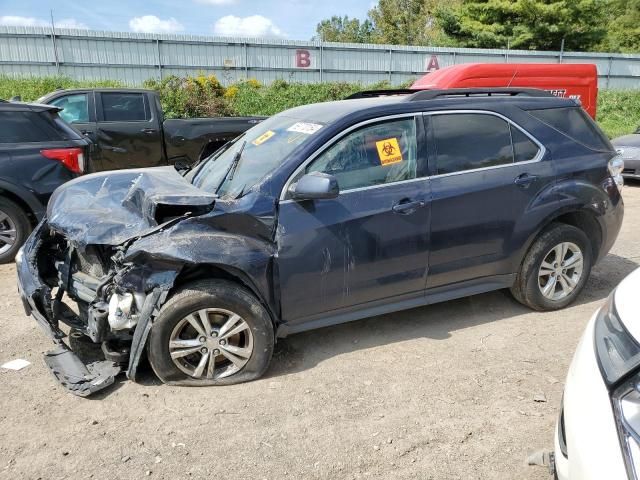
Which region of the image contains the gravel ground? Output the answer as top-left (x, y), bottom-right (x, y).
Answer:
top-left (0, 184), bottom-right (638, 480)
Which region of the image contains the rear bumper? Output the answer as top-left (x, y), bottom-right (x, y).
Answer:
top-left (597, 179), bottom-right (625, 264)
top-left (553, 310), bottom-right (628, 479)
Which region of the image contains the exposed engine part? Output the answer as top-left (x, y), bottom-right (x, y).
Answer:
top-left (108, 292), bottom-right (146, 330)
top-left (86, 302), bottom-right (109, 342)
top-left (101, 340), bottom-right (131, 364)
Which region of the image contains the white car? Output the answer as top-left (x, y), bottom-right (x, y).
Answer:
top-left (554, 267), bottom-right (640, 479)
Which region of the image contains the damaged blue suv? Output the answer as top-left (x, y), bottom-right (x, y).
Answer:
top-left (16, 88), bottom-right (624, 396)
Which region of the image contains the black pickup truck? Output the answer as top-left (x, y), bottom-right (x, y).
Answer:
top-left (37, 88), bottom-right (262, 172)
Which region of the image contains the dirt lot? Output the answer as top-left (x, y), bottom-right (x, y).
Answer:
top-left (0, 185), bottom-right (638, 480)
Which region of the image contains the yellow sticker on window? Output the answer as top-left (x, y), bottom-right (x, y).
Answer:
top-left (252, 130), bottom-right (275, 146)
top-left (375, 138), bottom-right (403, 166)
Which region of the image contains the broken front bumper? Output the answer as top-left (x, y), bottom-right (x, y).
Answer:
top-left (15, 221), bottom-right (121, 397)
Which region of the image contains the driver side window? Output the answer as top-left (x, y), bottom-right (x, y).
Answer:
top-left (48, 93), bottom-right (89, 124)
top-left (305, 117), bottom-right (417, 191)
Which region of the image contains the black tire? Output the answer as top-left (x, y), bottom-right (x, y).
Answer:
top-left (511, 223), bottom-right (593, 311)
top-left (0, 197), bottom-right (31, 264)
top-left (148, 279), bottom-right (274, 386)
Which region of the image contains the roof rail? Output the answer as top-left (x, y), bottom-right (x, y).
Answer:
top-left (407, 88), bottom-right (554, 102)
top-left (345, 89), bottom-right (415, 99)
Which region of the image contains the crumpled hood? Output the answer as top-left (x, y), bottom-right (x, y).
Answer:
top-left (47, 167), bottom-right (216, 247)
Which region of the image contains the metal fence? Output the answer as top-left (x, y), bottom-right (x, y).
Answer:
top-left (1, 26), bottom-right (640, 89)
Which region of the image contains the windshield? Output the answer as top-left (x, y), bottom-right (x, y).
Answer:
top-left (192, 115), bottom-right (325, 198)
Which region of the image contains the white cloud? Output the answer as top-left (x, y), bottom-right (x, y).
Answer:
top-left (195, 0), bottom-right (237, 4)
top-left (55, 19), bottom-right (89, 29)
top-left (129, 15), bottom-right (184, 34)
top-left (213, 15), bottom-right (285, 38)
top-left (0, 15), bottom-right (87, 29)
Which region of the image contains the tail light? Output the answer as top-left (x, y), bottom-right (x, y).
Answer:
top-left (41, 148), bottom-right (85, 174)
top-left (609, 152), bottom-right (625, 190)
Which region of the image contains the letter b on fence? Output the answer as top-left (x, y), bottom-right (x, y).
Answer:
top-left (296, 49), bottom-right (311, 68)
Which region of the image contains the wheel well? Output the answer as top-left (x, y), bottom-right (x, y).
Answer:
top-left (199, 140), bottom-right (227, 161)
top-left (170, 263), bottom-right (277, 326)
top-left (0, 189), bottom-right (37, 225)
top-left (553, 210), bottom-right (602, 260)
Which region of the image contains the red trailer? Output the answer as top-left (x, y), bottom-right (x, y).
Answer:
top-left (411, 63), bottom-right (599, 118)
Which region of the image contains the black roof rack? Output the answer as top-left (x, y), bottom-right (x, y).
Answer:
top-left (408, 88), bottom-right (554, 101)
top-left (345, 87), bottom-right (554, 102)
top-left (345, 89), bottom-right (415, 99)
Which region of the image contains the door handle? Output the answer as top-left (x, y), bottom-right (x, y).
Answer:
top-left (392, 200), bottom-right (426, 215)
top-left (141, 128), bottom-right (157, 134)
top-left (514, 173), bottom-right (539, 188)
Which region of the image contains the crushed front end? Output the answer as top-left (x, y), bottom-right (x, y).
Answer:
top-left (17, 219), bottom-right (177, 396)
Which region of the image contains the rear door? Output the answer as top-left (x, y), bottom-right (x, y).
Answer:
top-left (276, 115), bottom-right (431, 325)
top-left (425, 110), bottom-right (554, 289)
top-left (95, 91), bottom-right (164, 170)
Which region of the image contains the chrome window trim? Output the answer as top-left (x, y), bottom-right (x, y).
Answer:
top-left (279, 109), bottom-right (546, 202)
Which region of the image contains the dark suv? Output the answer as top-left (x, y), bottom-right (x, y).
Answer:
top-left (17, 88), bottom-right (624, 396)
top-left (0, 100), bottom-right (90, 263)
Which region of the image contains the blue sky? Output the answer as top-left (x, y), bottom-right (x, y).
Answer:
top-left (0, 0), bottom-right (374, 39)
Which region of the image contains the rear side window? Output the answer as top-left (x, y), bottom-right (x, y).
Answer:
top-left (511, 127), bottom-right (540, 163)
top-left (101, 92), bottom-right (149, 122)
top-left (0, 111), bottom-right (70, 143)
top-left (529, 107), bottom-right (612, 151)
top-left (431, 114), bottom-right (514, 175)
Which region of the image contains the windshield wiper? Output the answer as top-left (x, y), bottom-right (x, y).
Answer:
top-left (216, 140), bottom-right (246, 195)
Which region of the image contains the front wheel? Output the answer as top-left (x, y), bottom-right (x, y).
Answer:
top-left (511, 223), bottom-right (593, 311)
top-left (148, 279), bottom-right (274, 386)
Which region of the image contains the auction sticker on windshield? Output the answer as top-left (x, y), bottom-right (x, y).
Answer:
top-left (252, 130), bottom-right (276, 146)
top-left (375, 138), bottom-right (403, 166)
top-left (287, 122), bottom-right (323, 135)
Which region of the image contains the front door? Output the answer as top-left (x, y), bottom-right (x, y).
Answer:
top-left (276, 115), bottom-right (431, 324)
top-left (95, 91), bottom-right (165, 170)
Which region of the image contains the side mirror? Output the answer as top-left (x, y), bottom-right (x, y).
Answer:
top-left (289, 172), bottom-right (339, 201)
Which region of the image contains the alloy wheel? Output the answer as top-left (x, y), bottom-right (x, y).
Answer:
top-left (538, 242), bottom-right (584, 301)
top-left (0, 209), bottom-right (17, 255)
top-left (169, 308), bottom-right (254, 380)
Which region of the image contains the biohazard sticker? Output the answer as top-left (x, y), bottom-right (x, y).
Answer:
top-left (252, 130), bottom-right (275, 146)
top-left (287, 122), bottom-right (323, 135)
top-left (375, 138), bottom-right (403, 166)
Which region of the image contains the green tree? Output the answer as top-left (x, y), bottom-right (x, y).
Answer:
top-left (314, 15), bottom-right (375, 43)
top-left (314, 0), bottom-right (458, 46)
top-left (437, 0), bottom-right (608, 51)
top-left (599, 0), bottom-right (640, 53)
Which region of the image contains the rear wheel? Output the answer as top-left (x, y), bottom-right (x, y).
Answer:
top-left (0, 197), bottom-right (31, 264)
top-left (511, 223), bottom-right (593, 311)
top-left (148, 279), bottom-right (274, 385)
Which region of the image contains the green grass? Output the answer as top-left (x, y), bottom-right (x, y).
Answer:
top-left (597, 90), bottom-right (640, 138)
top-left (2, 75), bottom-right (639, 139)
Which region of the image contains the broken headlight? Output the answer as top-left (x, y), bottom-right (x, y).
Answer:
top-left (595, 293), bottom-right (640, 479)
